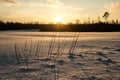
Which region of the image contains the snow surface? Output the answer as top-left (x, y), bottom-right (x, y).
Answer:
top-left (0, 31), bottom-right (120, 80)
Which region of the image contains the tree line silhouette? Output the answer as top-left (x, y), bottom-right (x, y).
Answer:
top-left (0, 20), bottom-right (120, 32)
top-left (0, 11), bottom-right (120, 32)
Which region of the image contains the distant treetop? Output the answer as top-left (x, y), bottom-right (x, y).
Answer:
top-left (103, 12), bottom-right (109, 20)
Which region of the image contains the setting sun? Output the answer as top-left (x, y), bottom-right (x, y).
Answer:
top-left (54, 16), bottom-right (63, 23)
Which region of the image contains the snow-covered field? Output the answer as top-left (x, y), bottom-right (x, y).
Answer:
top-left (0, 31), bottom-right (120, 80)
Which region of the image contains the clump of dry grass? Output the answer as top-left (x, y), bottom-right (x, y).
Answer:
top-left (14, 40), bottom-right (43, 68)
top-left (14, 32), bottom-right (80, 79)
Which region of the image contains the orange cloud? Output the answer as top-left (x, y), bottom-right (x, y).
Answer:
top-left (0, 0), bottom-right (21, 6)
top-left (46, 0), bottom-right (63, 5)
top-left (105, 1), bottom-right (120, 11)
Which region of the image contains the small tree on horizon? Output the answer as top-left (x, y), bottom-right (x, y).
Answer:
top-left (103, 12), bottom-right (109, 23)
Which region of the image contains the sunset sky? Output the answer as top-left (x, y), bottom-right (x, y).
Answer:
top-left (0, 0), bottom-right (120, 23)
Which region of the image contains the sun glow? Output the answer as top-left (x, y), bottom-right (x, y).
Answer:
top-left (54, 16), bottom-right (63, 23)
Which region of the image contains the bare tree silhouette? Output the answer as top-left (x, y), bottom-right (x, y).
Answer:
top-left (103, 12), bottom-right (109, 22)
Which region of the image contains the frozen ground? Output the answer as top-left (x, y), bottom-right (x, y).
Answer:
top-left (0, 31), bottom-right (120, 80)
